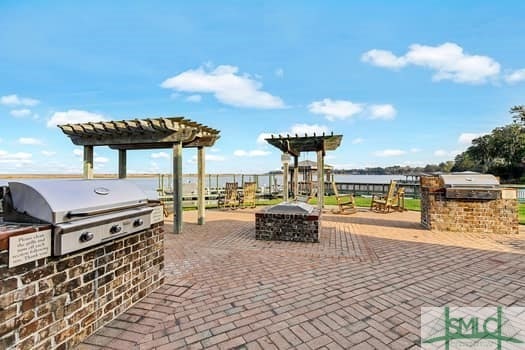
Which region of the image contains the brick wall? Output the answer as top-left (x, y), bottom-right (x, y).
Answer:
top-left (255, 210), bottom-right (320, 243)
top-left (420, 176), bottom-right (519, 234)
top-left (0, 223), bottom-right (164, 350)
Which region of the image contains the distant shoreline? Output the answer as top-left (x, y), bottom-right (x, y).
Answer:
top-left (0, 173), bottom-right (159, 179)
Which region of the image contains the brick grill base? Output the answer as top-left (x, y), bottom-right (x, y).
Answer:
top-left (420, 176), bottom-right (519, 234)
top-left (0, 223), bottom-right (164, 350)
top-left (255, 209), bottom-right (320, 243)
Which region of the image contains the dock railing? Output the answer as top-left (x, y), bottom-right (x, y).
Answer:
top-left (326, 181), bottom-right (420, 199)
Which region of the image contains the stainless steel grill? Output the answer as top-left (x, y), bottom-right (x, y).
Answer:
top-left (439, 173), bottom-right (500, 200)
top-left (3, 180), bottom-right (161, 255)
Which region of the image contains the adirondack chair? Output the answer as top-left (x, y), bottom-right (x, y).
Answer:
top-left (241, 182), bottom-right (256, 208)
top-left (331, 181), bottom-right (357, 214)
top-left (391, 187), bottom-right (406, 212)
top-left (371, 180), bottom-right (397, 213)
top-left (218, 182), bottom-right (239, 209)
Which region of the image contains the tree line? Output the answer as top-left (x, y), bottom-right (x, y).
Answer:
top-left (452, 106), bottom-right (525, 182)
top-left (337, 106), bottom-right (525, 183)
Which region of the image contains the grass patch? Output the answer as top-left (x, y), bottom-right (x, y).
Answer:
top-left (311, 195), bottom-right (421, 211)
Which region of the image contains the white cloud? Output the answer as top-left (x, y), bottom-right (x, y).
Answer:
top-left (257, 132), bottom-right (274, 144)
top-left (190, 153), bottom-right (226, 163)
top-left (368, 104), bottom-right (397, 120)
top-left (308, 98), bottom-right (364, 121)
top-left (10, 109), bottom-right (32, 117)
top-left (504, 69), bottom-right (525, 84)
top-left (18, 137), bottom-right (43, 145)
top-left (47, 109), bottom-right (106, 127)
top-left (361, 49), bottom-right (407, 69)
top-left (0, 150), bottom-right (33, 164)
top-left (161, 64), bottom-right (285, 109)
top-left (41, 150), bottom-right (56, 157)
top-left (151, 152), bottom-right (169, 159)
top-left (362, 42), bottom-right (501, 84)
top-left (185, 94), bottom-right (202, 102)
top-left (351, 138), bottom-right (364, 144)
top-left (290, 123), bottom-right (329, 136)
top-left (373, 149), bottom-right (406, 157)
top-left (410, 148), bottom-right (421, 153)
top-left (94, 156), bottom-right (109, 164)
top-left (149, 161), bottom-right (160, 172)
top-left (0, 94), bottom-right (39, 106)
top-left (73, 149), bottom-right (83, 157)
top-left (234, 149), bottom-right (271, 157)
top-left (275, 68), bottom-right (284, 78)
top-left (206, 154), bottom-right (225, 161)
top-left (433, 149), bottom-right (460, 158)
top-left (210, 147), bottom-right (220, 153)
top-left (458, 132), bottom-right (485, 145)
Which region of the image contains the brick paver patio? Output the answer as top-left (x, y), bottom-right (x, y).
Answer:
top-left (78, 208), bottom-right (525, 349)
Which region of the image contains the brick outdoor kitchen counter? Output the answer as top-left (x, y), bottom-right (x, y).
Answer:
top-left (0, 223), bottom-right (164, 350)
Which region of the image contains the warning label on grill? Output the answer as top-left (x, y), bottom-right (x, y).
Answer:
top-left (9, 229), bottom-right (52, 268)
top-left (150, 205), bottom-right (164, 224)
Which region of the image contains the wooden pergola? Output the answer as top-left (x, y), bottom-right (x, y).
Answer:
top-left (58, 117), bottom-right (220, 234)
top-left (265, 133), bottom-right (343, 209)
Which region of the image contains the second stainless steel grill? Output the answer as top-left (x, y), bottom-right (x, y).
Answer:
top-left (3, 180), bottom-right (160, 255)
top-left (439, 173), bottom-right (500, 200)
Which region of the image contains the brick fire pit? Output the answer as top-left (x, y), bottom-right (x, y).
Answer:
top-left (255, 202), bottom-right (320, 242)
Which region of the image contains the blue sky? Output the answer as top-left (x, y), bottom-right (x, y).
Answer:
top-left (1, 1), bottom-right (524, 174)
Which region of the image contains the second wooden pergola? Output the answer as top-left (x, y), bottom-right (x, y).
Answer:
top-left (265, 133), bottom-right (343, 209)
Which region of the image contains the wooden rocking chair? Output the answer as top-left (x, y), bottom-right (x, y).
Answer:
top-left (241, 182), bottom-right (257, 208)
top-left (391, 187), bottom-right (406, 212)
top-left (370, 180), bottom-right (397, 213)
top-left (331, 181), bottom-right (357, 214)
top-left (218, 182), bottom-right (239, 209)
top-left (295, 182), bottom-right (316, 203)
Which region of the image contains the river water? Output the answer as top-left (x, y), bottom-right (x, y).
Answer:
top-left (0, 174), bottom-right (413, 199)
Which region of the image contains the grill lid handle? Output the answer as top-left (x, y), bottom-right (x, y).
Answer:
top-left (67, 202), bottom-right (145, 218)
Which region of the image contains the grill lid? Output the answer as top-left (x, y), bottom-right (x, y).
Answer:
top-left (265, 202), bottom-right (315, 214)
top-left (439, 173), bottom-right (499, 188)
top-left (8, 179), bottom-right (148, 224)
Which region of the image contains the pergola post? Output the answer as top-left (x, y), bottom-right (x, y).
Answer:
top-left (197, 146), bottom-right (205, 225)
top-left (317, 150), bottom-right (324, 209)
top-left (293, 156), bottom-right (299, 199)
top-left (83, 145), bottom-right (94, 179)
top-left (173, 142), bottom-right (183, 234)
top-left (118, 149), bottom-right (127, 179)
top-left (282, 153), bottom-right (290, 202)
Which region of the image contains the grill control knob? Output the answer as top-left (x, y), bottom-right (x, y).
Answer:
top-left (79, 232), bottom-right (94, 243)
top-left (133, 218), bottom-right (144, 227)
top-left (110, 224), bottom-right (122, 234)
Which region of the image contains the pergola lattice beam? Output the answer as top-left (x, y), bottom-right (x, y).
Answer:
top-left (265, 133), bottom-right (342, 156)
top-left (59, 117), bottom-right (220, 148)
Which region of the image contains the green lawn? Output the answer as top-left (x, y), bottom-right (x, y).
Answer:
top-left (310, 195), bottom-right (422, 211)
